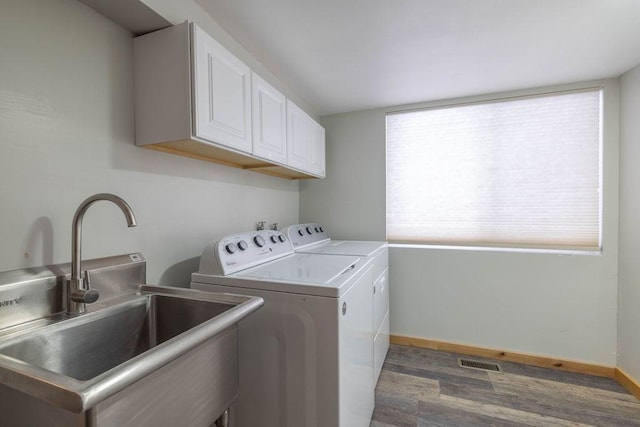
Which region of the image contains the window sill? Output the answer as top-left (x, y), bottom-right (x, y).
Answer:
top-left (388, 243), bottom-right (602, 256)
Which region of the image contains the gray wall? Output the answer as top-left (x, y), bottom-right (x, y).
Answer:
top-left (618, 63), bottom-right (640, 380)
top-left (301, 80), bottom-right (621, 365)
top-left (0, 0), bottom-right (300, 286)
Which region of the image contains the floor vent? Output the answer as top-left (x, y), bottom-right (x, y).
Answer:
top-left (458, 358), bottom-right (502, 372)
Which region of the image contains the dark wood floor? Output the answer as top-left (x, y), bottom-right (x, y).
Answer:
top-left (371, 344), bottom-right (640, 427)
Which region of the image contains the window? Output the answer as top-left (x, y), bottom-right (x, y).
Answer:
top-left (386, 88), bottom-right (602, 250)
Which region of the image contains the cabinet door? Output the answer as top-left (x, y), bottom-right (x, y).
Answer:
top-left (252, 72), bottom-right (287, 164)
top-left (287, 100), bottom-right (325, 177)
top-left (191, 24), bottom-right (252, 153)
top-left (286, 99), bottom-right (312, 171)
top-left (310, 120), bottom-right (326, 177)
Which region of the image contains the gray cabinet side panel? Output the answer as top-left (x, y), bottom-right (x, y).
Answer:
top-left (133, 22), bottom-right (192, 145)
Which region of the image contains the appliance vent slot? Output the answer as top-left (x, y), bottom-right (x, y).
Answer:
top-left (458, 358), bottom-right (502, 372)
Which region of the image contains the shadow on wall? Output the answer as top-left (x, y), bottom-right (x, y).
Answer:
top-left (158, 257), bottom-right (201, 288)
top-left (23, 217), bottom-right (54, 268)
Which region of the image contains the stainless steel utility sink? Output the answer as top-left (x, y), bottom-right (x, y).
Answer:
top-left (0, 290), bottom-right (241, 382)
top-left (0, 254), bottom-right (263, 427)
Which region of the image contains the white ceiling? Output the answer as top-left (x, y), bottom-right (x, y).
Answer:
top-left (195, 0), bottom-right (640, 116)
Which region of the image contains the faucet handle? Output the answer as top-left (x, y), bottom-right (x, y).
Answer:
top-left (70, 288), bottom-right (100, 304)
top-left (70, 270), bottom-right (100, 304)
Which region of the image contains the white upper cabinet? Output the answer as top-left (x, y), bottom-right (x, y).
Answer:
top-left (192, 24), bottom-right (252, 153)
top-left (251, 72), bottom-right (287, 164)
top-left (133, 22), bottom-right (324, 179)
top-left (287, 100), bottom-right (326, 178)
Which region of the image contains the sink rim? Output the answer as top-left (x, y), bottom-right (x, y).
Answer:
top-left (0, 285), bottom-right (263, 413)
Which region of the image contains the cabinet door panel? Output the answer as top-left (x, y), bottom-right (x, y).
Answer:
top-left (252, 73), bottom-right (287, 164)
top-left (192, 24), bottom-right (252, 153)
top-left (286, 100), bottom-right (326, 177)
top-left (286, 100), bottom-right (312, 171)
top-left (311, 121), bottom-right (326, 177)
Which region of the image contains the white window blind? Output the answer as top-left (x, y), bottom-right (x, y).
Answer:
top-left (386, 88), bottom-right (602, 250)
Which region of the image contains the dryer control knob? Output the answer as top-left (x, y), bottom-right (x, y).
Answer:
top-left (237, 240), bottom-right (248, 251)
top-left (254, 235), bottom-right (266, 247)
top-left (306, 226), bottom-right (313, 235)
top-left (225, 243), bottom-right (237, 254)
top-left (298, 230), bottom-right (304, 236)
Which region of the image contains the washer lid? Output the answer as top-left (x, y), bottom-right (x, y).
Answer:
top-left (297, 240), bottom-right (386, 257)
top-left (238, 253), bottom-right (361, 284)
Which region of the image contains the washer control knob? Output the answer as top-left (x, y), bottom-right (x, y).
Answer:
top-left (315, 226), bottom-right (320, 232)
top-left (254, 235), bottom-right (266, 247)
top-left (237, 240), bottom-right (248, 251)
top-left (278, 234), bottom-right (286, 243)
top-left (270, 235), bottom-right (278, 244)
top-left (306, 226), bottom-right (313, 235)
top-left (319, 226), bottom-right (324, 232)
top-left (225, 243), bottom-right (237, 254)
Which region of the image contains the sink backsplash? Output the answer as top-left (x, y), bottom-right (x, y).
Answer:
top-left (0, 253), bottom-right (146, 334)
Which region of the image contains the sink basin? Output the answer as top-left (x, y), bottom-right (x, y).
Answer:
top-left (0, 284), bottom-right (263, 423)
top-left (0, 293), bottom-right (233, 381)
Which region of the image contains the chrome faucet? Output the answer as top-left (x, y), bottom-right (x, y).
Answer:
top-left (67, 193), bottom-right (137, 315)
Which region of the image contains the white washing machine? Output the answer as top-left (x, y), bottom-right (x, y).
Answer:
top-left (283, 223), bottom-right (390, 381)
top-left (191, 230), bottom-right (375, 427)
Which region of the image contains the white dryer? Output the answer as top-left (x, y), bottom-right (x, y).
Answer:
top-left (283, 223), bottom-right (390, 381)
top-left (191, 230), bottom-right (375, 427)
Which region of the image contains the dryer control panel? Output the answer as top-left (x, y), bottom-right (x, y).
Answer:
top-left (284, 223), bottom-right (330, 248)
top-left (199, 230), bottom-right (293, 276)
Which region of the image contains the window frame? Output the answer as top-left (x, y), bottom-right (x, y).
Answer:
top-left (384, 84), bottom-right (609, 253)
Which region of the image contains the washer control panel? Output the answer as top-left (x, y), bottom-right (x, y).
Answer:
top-left (284, 223), bottom-right (330, 248)
top-left (199, 230), bottom-right (293, 275)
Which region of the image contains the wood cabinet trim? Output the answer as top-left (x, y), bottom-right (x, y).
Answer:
top-left (143, 140), bottom-right (320, 180)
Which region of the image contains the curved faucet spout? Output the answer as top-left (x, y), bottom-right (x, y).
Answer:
top-left (68, 193), bottom-right (137, 315)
